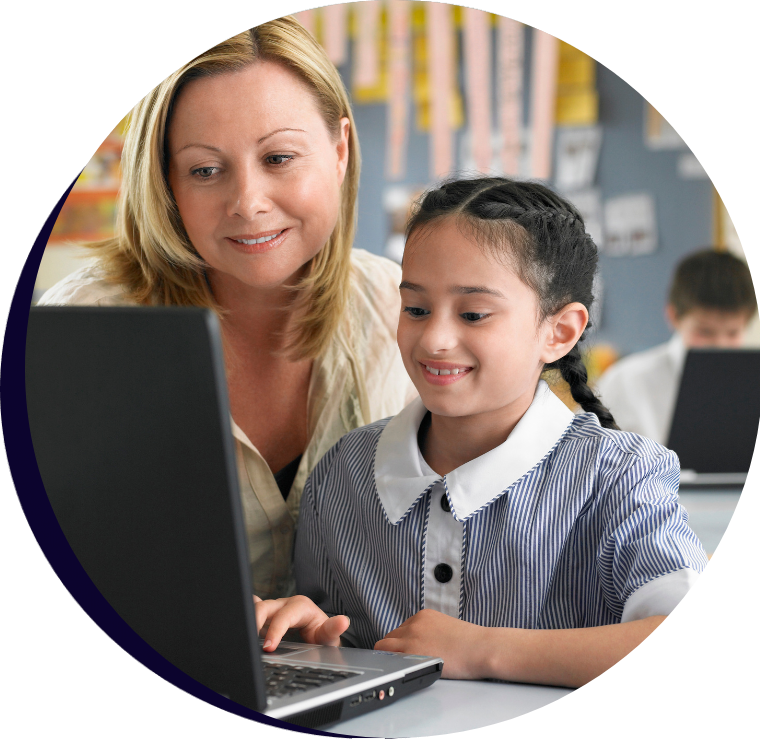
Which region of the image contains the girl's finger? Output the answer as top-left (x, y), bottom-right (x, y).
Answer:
top-left (262, 602), bottom-right (312, 652)
top-left (373, 637), bottom-right (404, 653)
top-left (315, 615), bottom-right (350, 646)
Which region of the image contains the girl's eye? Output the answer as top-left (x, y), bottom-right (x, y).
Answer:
top-left (461, 312), bottom-right (489, 322)
top-left (191, 166), bottom-right (220, 179)
top-left (266, 154), bottom-right (294, 166)
top-left (402, 306), bottom-right (429, 318)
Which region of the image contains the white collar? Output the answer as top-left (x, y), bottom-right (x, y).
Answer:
top-left (374, 380), bottom-right (575, 524)
top-left (668, 332), bottom-right (687, 375)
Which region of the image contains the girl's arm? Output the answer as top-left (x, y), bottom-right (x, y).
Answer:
top-left (375, 609), bottom-right (665, 686)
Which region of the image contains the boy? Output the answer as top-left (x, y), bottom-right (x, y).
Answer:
top-left (596, 248), bottom-right (757, 444)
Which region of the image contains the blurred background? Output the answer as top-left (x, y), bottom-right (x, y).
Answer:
top-left (32, 1), bottom-right (755, 554)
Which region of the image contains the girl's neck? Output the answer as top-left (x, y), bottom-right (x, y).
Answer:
top-left (419, 387), bottom-right (538, 477)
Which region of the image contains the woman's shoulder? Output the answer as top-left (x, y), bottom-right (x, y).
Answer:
top-left (36, 261), bottom-right (132, 306)
top-left (349, 249), bottom-right (402, 335)
top-left (351, 249), bottom-right (401, 310)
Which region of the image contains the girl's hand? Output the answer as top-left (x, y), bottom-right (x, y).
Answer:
top-left (253, 594), bottom-right (350, 652)
top-left (374, 609), bottom-right (490, 680)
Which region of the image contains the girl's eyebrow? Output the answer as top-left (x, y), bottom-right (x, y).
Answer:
top-left (399, 281), bottom-right (504, 298)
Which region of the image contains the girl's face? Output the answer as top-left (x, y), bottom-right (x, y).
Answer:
top-left (167, 61), bottom-right (350, 294)
top-left (398, 218), bottom-right (559, 423)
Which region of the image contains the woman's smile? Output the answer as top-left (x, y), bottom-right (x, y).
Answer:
top-left (226, 228), bottom-right (290, 253)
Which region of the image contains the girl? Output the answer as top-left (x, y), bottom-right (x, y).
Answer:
top-left (255, 177), bottom-right (707, 687)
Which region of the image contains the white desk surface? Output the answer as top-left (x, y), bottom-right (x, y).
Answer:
top-left (677, 488), bottom-right (741, 555)
top-left (328, 487), bottom-right (742, 737)
top-left (328, 678), bottom-right (572, 737)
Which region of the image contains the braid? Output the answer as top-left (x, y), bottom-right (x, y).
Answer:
top-left (550, 346), bottom-right (619, 429)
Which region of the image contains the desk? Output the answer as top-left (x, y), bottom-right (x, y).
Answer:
top-left (329, 678), bottom-right (572, 737)
top-left (328, 487), bottom-right (741, 736)
top-left (677, 488), bottom-right (741, 555)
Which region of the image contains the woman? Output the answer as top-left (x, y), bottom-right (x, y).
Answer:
top-left (39, 17), bottom-right (415, 600)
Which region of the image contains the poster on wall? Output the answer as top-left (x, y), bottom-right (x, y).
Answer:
top-left (565, 188), bottom-right (604, 249)
top-left (603, 193), bottom-right (658, 257)
top-left (383, 184), bottom-right (427, 263)
top-left (554, 127), bottom-right (602, 191)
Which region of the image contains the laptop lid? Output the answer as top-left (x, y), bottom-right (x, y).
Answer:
top-left (666, 348), bottom-right (760, 474)
top-left (25, 306), bottom-right (444, 729)
top-left (25, 306), bottom-right (267, 712)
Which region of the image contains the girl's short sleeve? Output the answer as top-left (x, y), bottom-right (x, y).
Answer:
top-left (597, 449), bottom-right (708, 621)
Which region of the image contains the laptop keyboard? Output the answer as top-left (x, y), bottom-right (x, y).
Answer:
top-left (263, 663), bottom-right (360, 699)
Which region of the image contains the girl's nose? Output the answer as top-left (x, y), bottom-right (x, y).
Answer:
top-left (419, 314), bottom-right (458, 354)
top-left (227, 168), bottom-right (273, 220)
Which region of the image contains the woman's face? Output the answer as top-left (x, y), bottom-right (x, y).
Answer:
top-left (167, 61), bottom-right (350, 294)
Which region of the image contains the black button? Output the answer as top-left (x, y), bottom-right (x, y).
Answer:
top-left (440, 494), bottom-right (451, 513)
top-left (434, 564), bottom-right (453, 583)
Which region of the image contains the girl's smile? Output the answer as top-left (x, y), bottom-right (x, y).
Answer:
top-left (419, 360), bottom-right (473, 385)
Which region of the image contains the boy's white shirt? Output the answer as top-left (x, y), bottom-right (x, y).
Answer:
top-left (374, 379), bottom-right (698, 623)
top-left (595, 333), bottom-right (687, 445)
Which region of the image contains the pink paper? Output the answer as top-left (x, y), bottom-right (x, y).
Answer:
top-left (529, 29), bottom-right (559, 180)
top-left (427, 2), bottom-right (454, 179)
top-left (294, 9), bottom-right (316, 38)
top-left (497, 17), bottom-right (524, 177)
top-left (386, 0), bottom-right (411, 180)
top-left (464, 8), bottom-right (492, 173)
top-left (355, 1), bottom-right (381, 89)
top-left (323, 4), bottom-right (348, 67)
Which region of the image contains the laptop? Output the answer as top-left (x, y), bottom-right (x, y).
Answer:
top-left (666, 348), bottom-right (760, 488)
top-left (25, 306), bottom-right (442, 729)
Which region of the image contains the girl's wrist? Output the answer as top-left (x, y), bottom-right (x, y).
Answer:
top-left (475, 626), bottom-right (532, 682)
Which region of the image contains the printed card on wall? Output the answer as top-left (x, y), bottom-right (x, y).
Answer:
top-left (427, 2), bottom-right (455, 178)
top-left (383, 184), bottom-right (426, 263)
top-left (644, 102), bottom-right (686, 150)
top-left (555, 127), bottom-right (602, 191)
top-left (603, 193), bottom-right (658, 257)
top-left (566, 188), bottom-right (604, 249)
top-left (323, 4), bottom-right (348, 67)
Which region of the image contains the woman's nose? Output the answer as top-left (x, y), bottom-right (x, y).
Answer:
top-left (227, 167), bottom-right (273, 220)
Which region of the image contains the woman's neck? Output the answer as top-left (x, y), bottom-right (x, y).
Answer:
top-left (209, 269), bottom-right (303, 354)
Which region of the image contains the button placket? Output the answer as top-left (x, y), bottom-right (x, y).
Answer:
top-left (423, 480), bottom-right (464, 617)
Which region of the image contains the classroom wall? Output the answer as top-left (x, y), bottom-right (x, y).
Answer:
top-left (36, 12), bottom-right (744, 361)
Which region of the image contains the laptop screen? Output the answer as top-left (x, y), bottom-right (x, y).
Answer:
top-left (667, 348), bottom-right (760, 474)
top-left (25, 306), bottom-right (266, 711)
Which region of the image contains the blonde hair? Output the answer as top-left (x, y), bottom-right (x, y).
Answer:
top-left (94, 17), bottom-right (361, 360)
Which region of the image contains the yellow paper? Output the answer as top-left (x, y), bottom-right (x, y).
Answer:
top-left (556, 90), bottom-right (599, 125)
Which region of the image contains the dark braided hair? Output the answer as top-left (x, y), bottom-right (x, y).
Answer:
top-left (405, 176), bottom-right (618, 430)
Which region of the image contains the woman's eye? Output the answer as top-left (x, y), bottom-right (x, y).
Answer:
top-left (266, 154), bottom-right (294, 166)
top-left (191, 166), bottom-right (219, 179)
top-left (461, 312), bottom-right (489, 322)
top-left (402, 306), bottom-right (429, 318)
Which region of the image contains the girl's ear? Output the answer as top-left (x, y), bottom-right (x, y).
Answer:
top-left (540, 302), bottom-right (589, 364)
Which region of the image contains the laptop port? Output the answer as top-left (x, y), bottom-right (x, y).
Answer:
top-left (349, 695), bottom-right (362, 707)
top-left (363, 690), bottom-right (376, 702)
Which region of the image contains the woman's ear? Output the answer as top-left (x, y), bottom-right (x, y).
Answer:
top-left (541, 302), bottom-right (589, 364)
top-left (336, 117), bottom-right (350, 185)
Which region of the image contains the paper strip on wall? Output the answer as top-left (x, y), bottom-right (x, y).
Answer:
top-left (530, 29), bottom-right (559, 180)
top-left (497, 16), bottom-right (523, 176)
top-left (386, 0), bottom-right (411, 180)
top-left (464, 8), bottom-right (492, 173)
